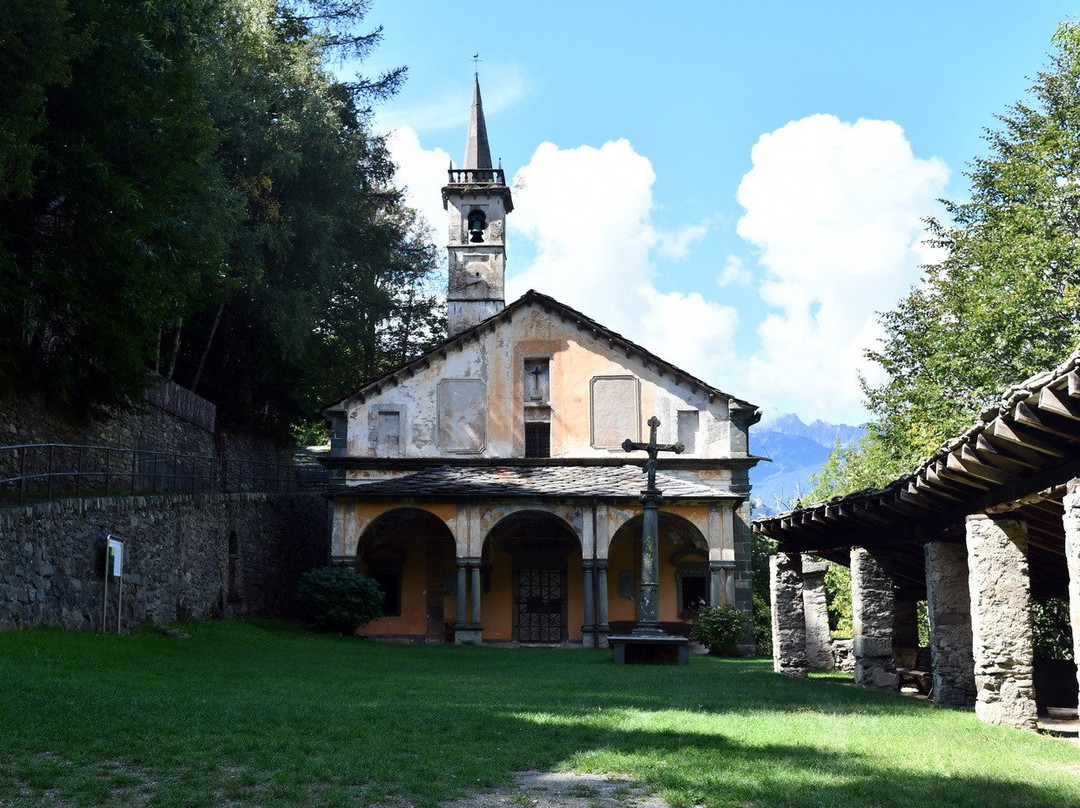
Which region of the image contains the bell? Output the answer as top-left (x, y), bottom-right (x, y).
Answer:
top-left (468, 213), bottom-right (485, 242)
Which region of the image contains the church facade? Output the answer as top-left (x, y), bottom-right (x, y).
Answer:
top-left (321, 78), bottom-right (760, 648)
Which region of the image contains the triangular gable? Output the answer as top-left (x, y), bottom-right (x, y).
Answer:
top-left (322, 289), bottom-right (757, 415)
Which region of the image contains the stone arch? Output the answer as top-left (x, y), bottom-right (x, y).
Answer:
top-left (356, 506), bottom-right (456, 643)
top-left (607, 510), bottom-right (711, 627)
top-left (481, 509), bottom-right (582, 643)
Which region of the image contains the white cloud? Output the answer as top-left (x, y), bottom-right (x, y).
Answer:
top-left (717, 255), bottom-right (752, 287)
top-left (735, 114), bottom-right (949, 423)
top-left (506, 140), bottom-right (739, 382)
top-left (658, 222), bottom-right (709, 261)
top-left (385, 126), bottom-right (451, 243)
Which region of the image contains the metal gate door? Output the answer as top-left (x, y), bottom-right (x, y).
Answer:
top-left (516, 568), bottom-right (564, 642)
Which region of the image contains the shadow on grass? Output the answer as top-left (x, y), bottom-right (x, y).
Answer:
top-left (0, 624), bottom-right (1076, 808)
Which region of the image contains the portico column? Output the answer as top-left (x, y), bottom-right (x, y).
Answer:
top-left (1065, 480), bottom-right (1080, 708)
top-left (596, 559), bottom-right (611, 648)
top-left (468, 557), bottom-right (482, 629)
top-left (802, 556), bottom-right (834, 671)
top-left (770, 549), bottom-right (807, 678)
top-left (455, 560), bottom-right (468, 628)
top-left (582, 559), bottom-right (597, 648)
top-left (851, 547), bottom-right (899, 691)
top-left (966, 515), bottom-right (1037, 730)
top-left (708, 560), bottom-right (725, 606)
top-left (924, 541), bottom-right (975, 705)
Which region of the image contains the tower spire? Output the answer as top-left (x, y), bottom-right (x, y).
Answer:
top-left (464, 74), bottom-right (492, 170)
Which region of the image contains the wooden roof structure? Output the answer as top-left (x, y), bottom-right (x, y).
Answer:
top-left (753, 347), bottom-right (1080, 600)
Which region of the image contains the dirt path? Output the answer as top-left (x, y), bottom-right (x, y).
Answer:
top-left (437, 770), bottom-right (673, 808)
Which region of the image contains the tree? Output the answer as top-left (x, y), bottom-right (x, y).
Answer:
top-left (830, 21), bottom-right (1080, 493)
top-left (0, 0), bottom-right (442, 435)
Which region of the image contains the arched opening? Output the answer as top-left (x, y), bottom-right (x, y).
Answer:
top-left (357, 507), bottom-right (456, 643)
top-left (607, 511), bottom-right (708, 632)
top-left (484, 510), bottom-right (580, 643)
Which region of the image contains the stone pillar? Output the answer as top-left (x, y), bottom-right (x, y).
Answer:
top-left (709, 560), bottom-right (724, 606)
top-left (851, 547), bottom-right (898, 691)
top-left (596, 560), bottom-right (611, 649)
top-left (924, 541), bottom-right (975, 706)
top-left (455, 561), bottom-right (467, 627)
top-left (581, 559), bottom-right (596, 648)
top-left (733, 502), bottom-right (756, 656)
top-left (802, 556), bottom-right (834, 671)
top-left (966, 515), bottom-right (1037, 730)
top-left (469, 558), bottom-right (482, 628)
top-left (454, 557), bottom-right (483, 644)
top-left (1065, 481), bottom-right (1080, 708)
top-left (770, 550), bottom-right (807, 678)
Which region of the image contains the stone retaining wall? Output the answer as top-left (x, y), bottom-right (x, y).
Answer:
top-left (0, 492), bottom-right (328, 631)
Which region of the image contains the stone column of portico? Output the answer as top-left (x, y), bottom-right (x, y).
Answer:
top-left (851, 547), bottom-right (899, 691)
top-left (455, 560), bottom-right (467, 627)
top-left (802, 556), bottom-right (834, 671)
top-left (965, 515), bottom-right (1037, 730)
top-left (596, 559), bottom-right (611, 648)
top-left (708, 560), bottom-right (725, 606)
top-left (1065, 481), bottom-right (1080, 708)
top-left (924, 541), bottom-right (975, 706)
top-left (770, 550), bottom-right (808, 678)
top-left (581, 559), bottom-right (597, 648)
top-left (454, 557), bottom-right (483, 644)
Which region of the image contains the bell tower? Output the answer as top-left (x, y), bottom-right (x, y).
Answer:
top-left (442, 75), bottom-right (514, 338)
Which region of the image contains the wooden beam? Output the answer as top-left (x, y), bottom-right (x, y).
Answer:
top-left (974, 433), bottom-right (1043, 470)
top-left (930, 463), bottom-right (992, 492)
top-left (1013, 400), bottom-right (1080, 441)
top-left (957, 445), bottom-right (1015, 485)
top-left (1067, 370), bottom-right (1080, 399)
top-left (990, 417), bottom-right (1068, 457)
top-left (1039, 385), bottom-right (1080, 421)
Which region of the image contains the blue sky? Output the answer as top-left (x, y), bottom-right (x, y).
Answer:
top-left (350, 2), bottom-right (1076, 425)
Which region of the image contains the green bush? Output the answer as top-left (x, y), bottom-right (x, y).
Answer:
top-left (296, 566), bottom-right (383, 634)
top-left (691, 604), bottom-right (746, 656)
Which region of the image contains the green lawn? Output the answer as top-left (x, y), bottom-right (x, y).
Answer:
top-left (0, 621), bottom-right (1077, 807)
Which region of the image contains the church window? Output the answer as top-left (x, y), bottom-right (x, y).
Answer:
top-left (523, 358), bottom-right (552, 458)
top-left (525, 422), bottom-right (550, 458)
top-left (677, 410), bottom-right (699, 454)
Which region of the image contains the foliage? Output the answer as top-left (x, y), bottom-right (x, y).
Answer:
top-left (824, 562), bottom-right (853, 637)
top-left (1033, 597), bottom-right (1074, 661)
top-left (0, 0), bottom-right (441, 434)
top-left (296, 565), bottom-right (383, 632)
top-left (821, 22), bottom-right (1080, 491)
top-left (2, 622), bottom-right (1079, 808)
top-left (691, 604), bottom-right (746, 656)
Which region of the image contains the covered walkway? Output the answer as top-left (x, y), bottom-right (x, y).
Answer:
top-left (754, 349), bottom-right (1080, 730)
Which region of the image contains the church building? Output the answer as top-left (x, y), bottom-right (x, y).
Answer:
top-left (321, 77), bottom-right (760, 648)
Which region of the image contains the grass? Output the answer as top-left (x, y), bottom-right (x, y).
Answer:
top-left (0, 621), bottom-right (1077, 807)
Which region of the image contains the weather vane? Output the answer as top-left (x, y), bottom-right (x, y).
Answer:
top-left (472, 53), bottom-right (481, 75)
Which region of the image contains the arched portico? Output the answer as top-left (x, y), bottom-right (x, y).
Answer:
top-left (479, 509), bottom-right (582, 643)
top-left (605, 510), bottom-right (720, 636)
top-left (355, 506), bottom-right (456, 643)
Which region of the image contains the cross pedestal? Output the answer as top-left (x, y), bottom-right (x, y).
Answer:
top-left (608, 416), bottom-right (691, 665)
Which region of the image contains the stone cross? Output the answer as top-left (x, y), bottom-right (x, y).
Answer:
top-left (622, 416), bottom-right (684, 493)
top-left (621, 416), bottom-right (683, 635)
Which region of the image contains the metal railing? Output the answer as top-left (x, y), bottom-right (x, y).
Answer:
top-left (0, 443), bottom-right (328, 507)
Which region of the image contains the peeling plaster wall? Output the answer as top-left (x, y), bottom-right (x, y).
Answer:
top-left (342, 303), bottom-right (734, 462)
